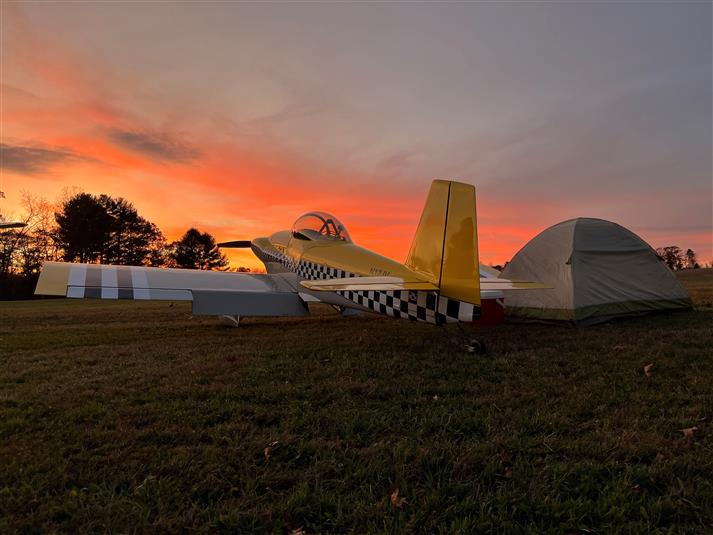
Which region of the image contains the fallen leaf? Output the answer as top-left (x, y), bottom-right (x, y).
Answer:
top-left (263, 440), bottom-right (279, 462)
top-left (655, 452), bottom-right (666, 463)
top-left (432, 395), bottom-right (440, 401)
top-left (681, 427), bottom-right (698, 440)
top-left (390, 488), bottom-right (407, 509)
top-left (503, 466), bottom-right (513, 479)
top-left (644, 363), bottom-right (654, 377)
top-left (289, 528), bottom-right (306, 535)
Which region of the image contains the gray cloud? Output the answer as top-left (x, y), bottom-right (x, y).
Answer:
top-left (106, 129), bottom-right (200, 163)
top-left (1, 84), bottom-right (40, 100)
top-left (0, 143), bottom-right (96, 175)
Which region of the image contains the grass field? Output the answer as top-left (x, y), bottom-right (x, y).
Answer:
top-left (1, 269), bottom-right (712, 533)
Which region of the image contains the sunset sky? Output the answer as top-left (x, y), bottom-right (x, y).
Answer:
top-left (1, 2), bottom-right (711, 269)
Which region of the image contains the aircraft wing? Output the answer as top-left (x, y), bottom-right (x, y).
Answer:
top-left (300, 276), bottom-right (439, 292)
top-left (34, 262), bottom-right (309, 316)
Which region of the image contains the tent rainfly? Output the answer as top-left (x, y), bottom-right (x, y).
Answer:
top-left (501, 218), bottom-right (693, 325)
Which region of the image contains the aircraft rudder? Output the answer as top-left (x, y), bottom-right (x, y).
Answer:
top-left (440, 181), bottom-right (480, 305)
top-left (405, 180), bottom-right (480, 305)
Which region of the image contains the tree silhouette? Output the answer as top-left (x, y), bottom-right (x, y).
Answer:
top-left (685, 248), bottom-right (699, 269)
top-left (655, 246), bottom-right (685, 271)
top-left (54, 193), bottom-right (164, 265)
top-left (55, 193), bottom-right (112, 263)
top-left (98, 195), bottom-right (164, 266)
top-left (170, 228), bottom-right (228, 270)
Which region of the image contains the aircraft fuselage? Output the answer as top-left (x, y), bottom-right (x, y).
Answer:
top-left (248, 228), bottom-right (480, 325)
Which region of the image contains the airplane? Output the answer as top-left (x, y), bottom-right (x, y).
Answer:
top-left (34, 180), bottom-right (543, 337)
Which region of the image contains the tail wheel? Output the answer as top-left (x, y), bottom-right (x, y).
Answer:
top-left (465, 338), bottom-right (486, 354)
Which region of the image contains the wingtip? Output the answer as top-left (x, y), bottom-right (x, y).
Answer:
top-left (34, 261), bottom-right (71, 296)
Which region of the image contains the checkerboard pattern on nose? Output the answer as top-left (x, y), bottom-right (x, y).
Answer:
top-left (257, 245), bottom-right (479, 325)
top-left (295, 260), bottom-right (355, 281)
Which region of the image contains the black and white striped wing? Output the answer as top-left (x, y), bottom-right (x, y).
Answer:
top-left (34, 262), bottom-right (310, 317)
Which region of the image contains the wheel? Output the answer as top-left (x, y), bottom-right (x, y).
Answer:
top-left (218, 315), bottom-right (241, 328)
top-left (465, 338), bottom-right (486, 354)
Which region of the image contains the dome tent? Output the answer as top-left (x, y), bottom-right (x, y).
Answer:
top-left (501, 218), bottom-right (692, 325)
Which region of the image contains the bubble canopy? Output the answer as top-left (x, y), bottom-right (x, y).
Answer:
top-left (292, 212), bottom-right (352, 242)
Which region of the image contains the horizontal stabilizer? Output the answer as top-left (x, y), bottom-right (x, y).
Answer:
top-left (217, 240), bottom-right (252, 248)
top-left (480, 278), bottom-right (552, 290)
top-left (300, 276), bottom-right (438, 292)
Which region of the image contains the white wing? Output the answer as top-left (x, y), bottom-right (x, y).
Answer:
top-left (35, 262), bottom-right (310, 316)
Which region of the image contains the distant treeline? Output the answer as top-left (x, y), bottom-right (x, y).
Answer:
top-left (654, 246), bottom-right (702, 271)
top-left (1, 192), bottom-right (234, 300)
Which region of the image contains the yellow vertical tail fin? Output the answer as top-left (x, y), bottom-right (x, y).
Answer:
top-left (405, 180), bottom-right (480, 305)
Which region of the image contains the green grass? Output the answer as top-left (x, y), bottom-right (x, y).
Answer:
top-left (1, 270), bottom-right (712, 533)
